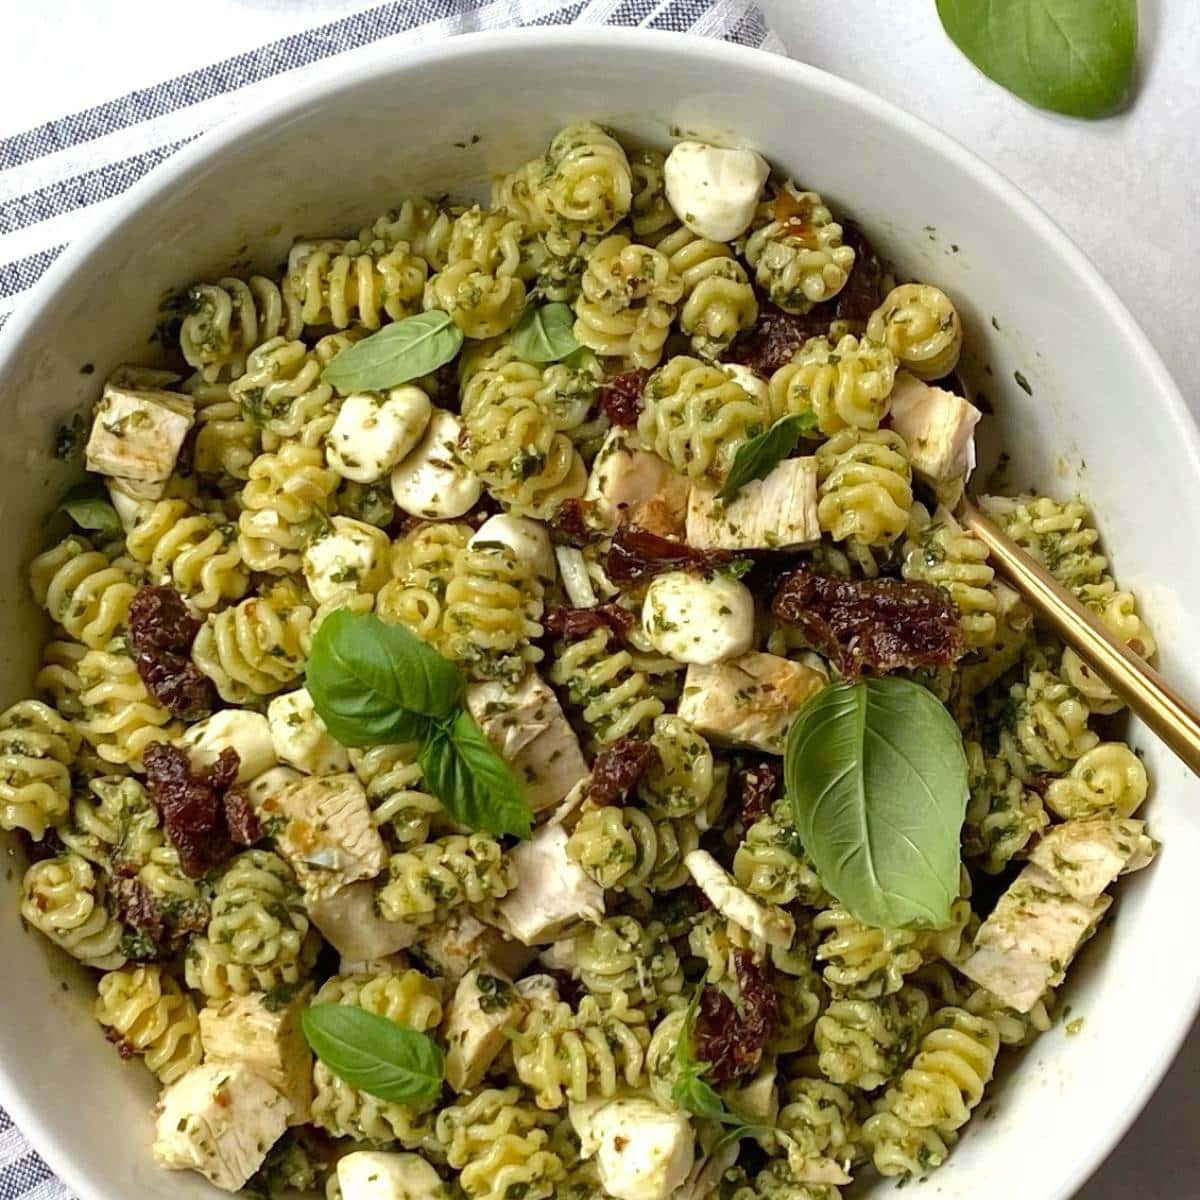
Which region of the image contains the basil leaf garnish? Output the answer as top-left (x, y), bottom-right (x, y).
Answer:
top-left (419, 709), bottom-right (533, 840)
top-left (301, 1004), bottom-right (443, 1105)
top-left (305, 610), bottom-right (463, 747)
top-left (718, 411), bottom-right (818, 501)
top-left (510, 303), bottom-right (580, 364)
top-left (936, 0), bottom-right (1137, 119)
top-left (321, 311), bottom-right (463, 392)
top-left (786, 677), bottom-right (967, 930)
top-left (57, 481), bottom-right (123, 536)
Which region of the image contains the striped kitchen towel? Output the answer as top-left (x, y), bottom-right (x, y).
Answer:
top-left (0, 4), bottom-right (779, 1198)
top-left (0, 0), bottom-right (781, 337)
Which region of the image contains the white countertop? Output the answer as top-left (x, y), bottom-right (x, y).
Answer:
top-left (3, 2), bottom-right (1198, 1196)
top-left (757, 4), bottom-right (1200, 1195)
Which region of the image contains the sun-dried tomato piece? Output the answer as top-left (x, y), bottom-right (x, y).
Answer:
top-left (552, 497), bottom-right (597, 547)
top-left (587, 737), bottom-right (661, 807)
top-left (128, 586), bottom-right (214, 720)
top-left (598, 369), bottom-right (650, 426)
top-left (772, 188), bottom-right (814, 235)
top-left (143, 742), bottom-right (244, 878)
top-left (605, 526), bottom-right (734, 588)
top-left (733, 758), bottom-right (783, 825)
top-left (727, 303), bottom-right (830, 376)
top-left (544, 604), bottom-right (635, 641)
top-left (772, 566), bottom-right (964, 679)
top-left (113, 877), bottom-right (168, 948)
top-left (694, 951), bottom-right (779, 1083)
top-left (832, 219), bottom-right (886, 326)
top-left (224, 787), bottom-right (263, 847)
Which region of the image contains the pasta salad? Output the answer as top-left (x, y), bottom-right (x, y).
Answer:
top-left (4, 121), bottom-right (1158, 1200)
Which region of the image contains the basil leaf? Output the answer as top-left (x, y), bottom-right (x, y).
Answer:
top-left (937, 0), bottom-right (1137, 118)
top-left (673, 1074), bottom-right (728, 1123)
top-left (510, 303), bottom-right (580, 363)
top-left (786, 677), bottom-right (967, 930)
top-left (301, 1004), bottom-right (443, 1105)
top-left (305, 610), bottom-right (463, 747)
top-left (57, 482), bottom-right (122, 536)
top-left (321, 311), bottom-right (463, 392)
top-left (718, 411), bottom-right (818, 501)
top-left (419, 709), bottom-right (533, 839)
top-left (712, 1123), bottom-right (774, 1152)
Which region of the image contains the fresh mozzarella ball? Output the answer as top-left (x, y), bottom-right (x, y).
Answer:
top-left (302, 516), bottom-right (390, 605)
top-left (267, 689), bottom-right (350, 775)
top-left (336, 1151), bottom-right (447, 1200)
top-left (469, 514), bottom-right (555, 582)
top-left (642, 570), bottom-right (755, 665)
top-left (721, 362), bottom-right (770, 406)
top-left (243, 765), bottom-right (303, 810)
top-left (326, 387), bottom-right (432, 484)
top-left (664, 141), bottom-right (770, 242)
top-left (571, 1098), bottom-right (694, 1200)
top-left (181, 709), bottom-right (277, 783)
top-left (390, 408), bottom-right (482, 519)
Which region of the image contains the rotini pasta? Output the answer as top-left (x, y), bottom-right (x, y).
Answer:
top-left (95, 965), bottom-right (203, 1083)
top-left (768, 334), bottom-right (897, 434)
top-left (816, 428), bottom-right (913, 546)
top-left (866, 283), bottom-right (963, 381)
top-left (0, 699), bottom-right (79, 839)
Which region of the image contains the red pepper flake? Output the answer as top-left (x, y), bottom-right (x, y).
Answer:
top-left (128, 586), bottom-right (214, 720)
top-left (605, 526), bottom-right (734, 588)
top-left (142, 742), bottom-right (246, 878)
top-left (598, 369), bottom-right (650, 426)
top-left (772, 566), bottom-right (964, 680)
top-left (586, 736), bottom-right (661, 807)
top-left (544, 604), bottom-right (635, 641)
top-left (732, 758), bottom-right (783, 825)
top-left (693, 951), bottom-right (779, 1083)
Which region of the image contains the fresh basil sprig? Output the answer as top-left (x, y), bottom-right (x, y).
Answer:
top-left (718, 411), bottom-right (818, 502)
top-left (321, 311), bottom-right (463, 392)
top-left (937, 0), bottom-right (1137, 119)
top-left (671, 988), bottom-right (771, 1146)
top-left (786, 677), bottom-right (967, 930)
top-left (305, 610), bottom-right (533, 838)
top-left (420, 708), bottom-right (533, 840)
top-left (56, 481), bottom-right (123, 537)
top-left (301, 1004), bottom-right (444, 1105)
top-left (510, 303), bottom-right (580, 364)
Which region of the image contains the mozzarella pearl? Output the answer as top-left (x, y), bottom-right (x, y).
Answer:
top-left (302, 517), bottom-right (390, 605)
top-left (642, 570), bottom-right (755, 665)
top-left (469, 514), bottom-right (555, 582)
top-left (180, 709), bottom-right (277, 783)
top-left (664, 141), bottom-right (770, 243)
top-left (326, 386), bottom-right (432, 484)
top-left (390, 408), bottom-right (482, 519)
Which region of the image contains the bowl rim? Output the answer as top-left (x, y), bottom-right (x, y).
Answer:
top-left (1, 25), bottom-right (1197, 1200)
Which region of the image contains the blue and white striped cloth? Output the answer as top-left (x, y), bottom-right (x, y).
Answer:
top-left (0, 2), bottom-right (778, 1197)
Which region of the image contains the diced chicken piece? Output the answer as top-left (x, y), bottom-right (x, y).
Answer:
top-left (466, 671), bottom-right (589, 813)
top-left (514, 973), bottom-right (561, 1009)
top-left (326, 387), bottom-right (432, 484)
top-left (687, 458), bottom-right (819, 551)
top-left (198, 989), bottom-right (313, 1123)
top-left (264, 774), bottom-right (387, 898)
top-left (960, 863), bottom-right (1111, 1014)
top-left (153, 1061), bottom-right (290, 1191)
top-left (496, 822), bottom-right (605, 945)
top-left (727, 1061), bottom-right (778, 1124)
top-left (673, 1140), bottom-right (740, 1200)
top-left (677, 651), bottom-right (825, 754)
top-left (307, 880), bottom-right (417, 961)
top-left (664, 141), bottom-right (770, 243)
top-left (887, 372), bottom-right (981, 488)
top-left (571, 1096), bottom-right (695, 1200)
top-left (684, 850), bottom-right (794, 948)
top-left (412, 910), bottom-right (535, 982)
top-left (180, 709), bottom-right (277, 783)
top-left (584, 427), bottom-right (689, 538)
top-left (1028, 818), bottom-right (1157, 904)
top-left (390, 408), bottom-right (482, 519)
top-left (642, 570), bottom-right (755, 665)
top-left (337, 1151), bottom-right (449, 1200)
top-left (302, 517), bottom-right (390, 606)
top-left (444, 966), bottom-right (528, 1092)
top-left (470, 515), bottom-right (555, 583)
top-left (340, 953), bottom-right (411, 976)
top-left (85, 380), bottom-right (195, 494)
top-left (267, 690), bottom-right (350, 776)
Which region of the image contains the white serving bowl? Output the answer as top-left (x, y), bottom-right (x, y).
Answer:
top-left (1, 27), bottom-right (1197, 1200)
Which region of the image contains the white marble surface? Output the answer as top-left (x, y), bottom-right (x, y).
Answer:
top-left (756, 4), bottom-right (1199, 1196)
top-left (2, 1), bottom-right (1197, 1196)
